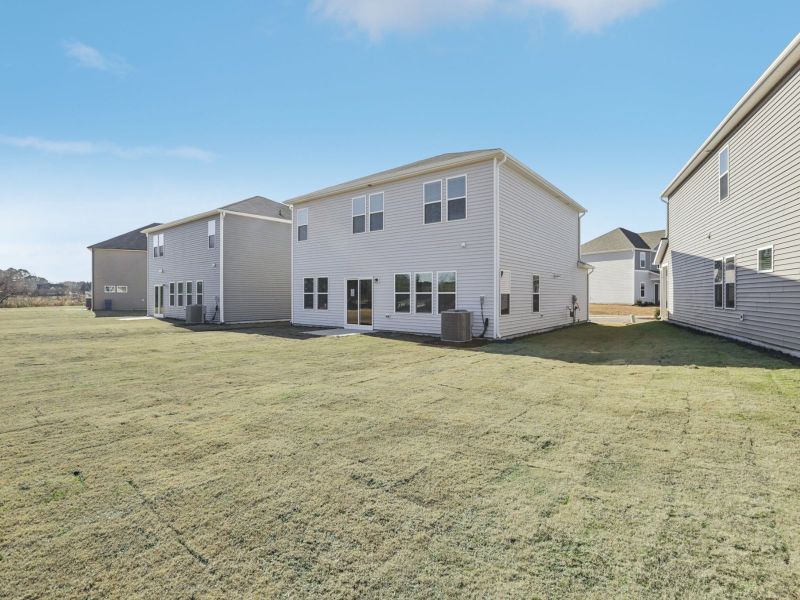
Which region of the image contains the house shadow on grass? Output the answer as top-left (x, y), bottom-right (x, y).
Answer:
top-left (372, 321), bottom-right (799, 369)
top-left (160, 318), bottom-right (323, 341)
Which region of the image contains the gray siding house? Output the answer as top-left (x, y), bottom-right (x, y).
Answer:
top-left (656, 34), bottom-right (800, 357)
top-left (287, 150), bottom-right (590, 339)
top-left (143, 196), bottom-right (291, 323)
top-left (581, 228), bottom-right (664, 305)
top-left (88, 224), bottom-right (159, 311)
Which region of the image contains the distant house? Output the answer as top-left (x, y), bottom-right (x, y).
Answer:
top-left (581, 228), bottom-right (664, 305)
top-left (142, 196), bottom-right (291, 324)
top-left (656, 34), bottom-right (800, 357)
top-left (286, 149), bottom-right (590, 338)
top-left (88, 224), bottom-right (159, 311)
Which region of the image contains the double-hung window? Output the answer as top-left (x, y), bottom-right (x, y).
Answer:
top-left (394, 274), bottom-right (411, 313)
top-left (196, 281), bottom-right (204, 306)
top-left (500, 270), bottom-right (510, 315)
top-left (297, 208), bottom-right (308, 241)
top-left (713, 259), bottom-right (723, 308)
top-left (423, 181), bottom-right (442, 224)
top-left (532, 275), bottom-right (540, 312)
top-left (177, 282), bottom-right (184, 307)
top-left (446, 175), bottom-right (467, 221)
top-left (437, 272), bottom-right (456, 313)
top-left (154, 233), bottom-right (164, 257)
top-left (104, 285), bottom-right (116, 293)
top-left (640, 283), bottom-right (646, 299)
top-left (317, 278), bottom-right (328, 310)
top-left (639, 253), bottom-right (646, 269)
top-left (208, 221), bottom-right (216, 248)
top-left (724, 256), bottom-right (736, 309)
top-left (369, 193), bottom-right (384, 231)
top-left (719, 146), bottom-right (729, 201)
top-left (116, 286), bottom-right (128, 293)
top-left (758, 246), bottom-right (773, 272)
top-left (415, 273), bottom-right (433, 313)
top-left (352, 196), bottom-right (367, 234)
top-left (186, 281), bottom-right (193, 306)
top-left (169, 282), bottom-right (176, 306)
top-left (304, 278), bottom-right (314, 309)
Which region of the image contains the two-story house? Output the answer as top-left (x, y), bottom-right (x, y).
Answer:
top-left (287, 149), bottom-right (590, 339)
top-left (655, 34), bottom-right (800, 357)
top-left (581, 228), bottom-right (664, 305)
top-left (143, 196), bottom-right (291, 324)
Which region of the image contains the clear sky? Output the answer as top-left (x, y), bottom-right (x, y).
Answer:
top-left (1, 1), bottom-right (798, 281)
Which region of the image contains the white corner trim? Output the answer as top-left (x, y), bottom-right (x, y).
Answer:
top-left (219, 212), bottom-right (225, 323)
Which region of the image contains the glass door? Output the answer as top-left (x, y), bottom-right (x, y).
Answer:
top-left (345, 278), bottom-right (373, 329)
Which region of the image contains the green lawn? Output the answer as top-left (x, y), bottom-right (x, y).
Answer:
top-left (1, 308), bottom-right (799, 598)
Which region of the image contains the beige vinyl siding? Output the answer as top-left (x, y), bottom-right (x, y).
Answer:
top-left (92, 248), bottom-right (148, 311)
top-left (147, 216), bottom-right (221, 323)
top-left (666, 62), bottom-right (800, 355)
top-left (222, 214), bottom-right (291, 323)
top-left (498, 162), bottom-right (588, 338)
top-left (584, 250), bottom-right (634, 304)
top-left (291, 160), bottom-right (496, 337)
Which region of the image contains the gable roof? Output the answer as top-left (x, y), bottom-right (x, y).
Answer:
top-left (141, 196), bottom-right (291, 234)
top-left (88, 223), bottom-right (160, 251)
top-left (662, 33), bottom-right (800, 199)
top-left (285, 149), bottom-right (586, 213)
top-left (581, 228), bottom-right (665, 254)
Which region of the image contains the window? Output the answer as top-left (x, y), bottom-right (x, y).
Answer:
top-left (208, 220), bottom-right (216, 248)
top-left (437, 272), bottom-right (456, 313)
top-left (532, 275), bottom-right (540, 312)
top-left (423, 181), bottom-right (442, 224)
top-left (169, 282), bottom-right (176, 307)
top-left (640, 283), bottom-right (646, 298)
top-left (153, 235), bottom-right (158, 258)
top-left (500, 270), bottom-right (510, 315)
top-left (394, 274), bottom-right (411, 313)
top-left (304, 278), bottom-right (314, 309)
top-left (446, 175), bottom-right (467, 221)
top-left (103, 285), bottom-right (116, 293)
top-left (317, 277), bottom-right (328, 310)
top-left (415, 273), bottom-right (432, 313)
top-left (758, 246), bottom-right (773, 272)
top-left (116, 286), bottom-right (128, 293)
top-left (639, 253), bottom-right (646, 269)
top-left (186, 281), bottom-right (193, 306)
top-left (352, 196), bottom-right (366, 234)
top-left (713, 259), bottom-right (723, 308)
top-left (719, 146), bottom-right (729, 201)
top-left (177, 282), bottom-right (184, 307)
top-left (369, 193), bottom-right (384, 232)
top-left (297, 208), bottom-right (308, 241)
top-left (724, 255), bottom-right (736, 309)
top-left (196, 281), bottom-right (204, 306)
top-left (152, 233), bottom-right (164, 257)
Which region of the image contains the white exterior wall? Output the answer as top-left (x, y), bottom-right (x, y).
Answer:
top-left (584, 250), bottom-right (634, 304)
top-left (498, 162), bottom-right (588, 337)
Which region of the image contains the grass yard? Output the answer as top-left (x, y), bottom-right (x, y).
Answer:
top-left (1, 308), bottom-right (799, 598)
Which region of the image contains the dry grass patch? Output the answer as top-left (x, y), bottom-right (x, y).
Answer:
top-left (1, 308), bottom-right (799, 598)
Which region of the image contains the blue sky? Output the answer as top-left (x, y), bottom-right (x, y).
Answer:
top-left (1, 1), bottom-right (798, 281)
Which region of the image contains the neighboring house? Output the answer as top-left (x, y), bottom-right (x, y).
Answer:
top-left (581, 228), bottom-right (664, 305)
top-left (88, 224), bottom-right (159, 311)
top-left (656, 34), bottom-right (800, 357)
top-left (286, 149), bottom-right (590, 339)
top-left (143, 196), bottom-right (291, 323)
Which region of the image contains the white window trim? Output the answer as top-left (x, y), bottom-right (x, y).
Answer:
top-left (422, 179), bottom-right (443, 225)
top-left (316, 277), bottom-right (329, 310)
top-left (713, 258), bottom-right (723, 309)
top-left (640, 282), bottom-right (646, 298)
top-left (169, 282), bottom-right (175, 307)
top-left (103, 285), bottom-right (116, 293)
top-left (116, 286), bottom-right (128, 293)
top-left (719, 145), bottom-right (730, 202)
top-left (352, 196), bottom-right (367, 235)
top-left (532, 274), bottom-right (540, 313)
top-left (196, 280), bottom-right (204, 305)
top-left (185, 281), bottom-right (193, 306)
top-left (303, 277), bottom-right (315, 310)
top-left (500, 269), bottom-right (511, 315)
top-left (436, 270), bottom-right (457, 314)
top-left (393, 272), bottom-right (412, 314)
top-left (413, 272), bottom-right (434, 314)
top-left (368, 192), bottom-right (384, 232)
top-left (177, 281), bottom-right (184, 307)
top-left (757, 245), bottom-right (774, 273)
top-left (445, 174), bottom-right (468, 222)
top-left (208, 220), bottom-right (216, 249)
top-left (296, 207), bottom-right (309, 242)
top-left (639, 252), bottom-right (647, 269)
top-left (723, 254), bottom-right (736, 310)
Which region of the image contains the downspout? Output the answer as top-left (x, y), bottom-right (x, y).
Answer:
top-left (493, 153), bottom-right (507, 339)
top-left (219, 211), bottom-right (225, 323)
top-left (579, 211), bottom-right (588, 322)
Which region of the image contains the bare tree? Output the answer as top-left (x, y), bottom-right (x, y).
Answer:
top-left (0, 269), bottom-right (26, 305)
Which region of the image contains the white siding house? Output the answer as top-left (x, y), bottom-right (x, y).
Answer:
top-left (287, 150), bottom-right (589, 339)
top-left (656, 34), bottom-right (800, 357)
top-left (143, 196), bottom-right (291, 324)
top-left (581, 228), bottom-right (664, 305)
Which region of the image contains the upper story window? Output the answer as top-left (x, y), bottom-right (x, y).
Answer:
top-left (758, 246), bottom-right (773, 272)
top-left (152, 233), bottom-right (164, 258)
top-left (352, 196), bottom-right (366, 234)
top-left (446, 175), bottom-right (467, 221)
top-left (639, 252), bottom-right (647, 269)
top-left (423, 181), bottom-right (442, 224)
top-left (103, 285), bottom-right (116, 293)
top-left (719, 146), bottom-right (729, 201)
top-left (297, 208), bottom-right (308, 241)
top-left (208, 220), bottom-right (216, 248)
top-left (369, 193), bottom-right (384, 232)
